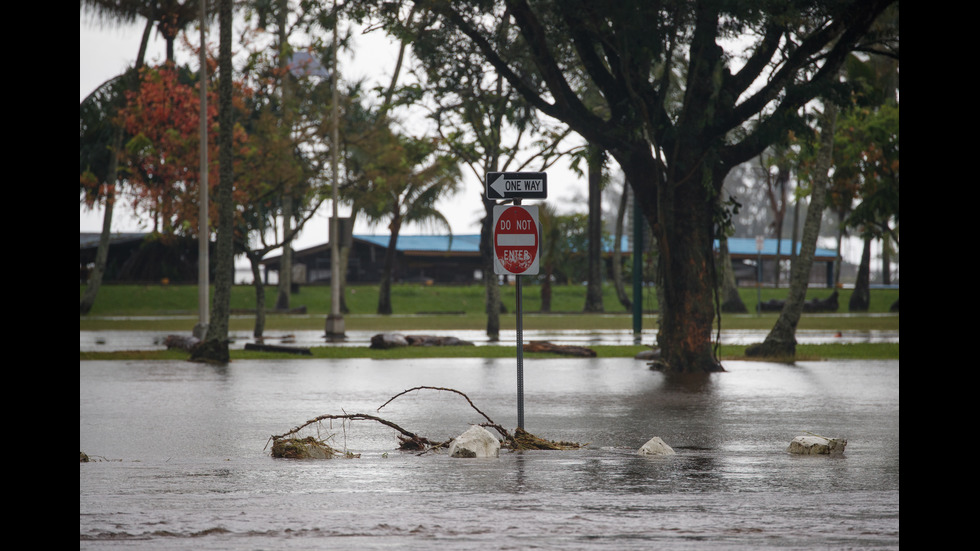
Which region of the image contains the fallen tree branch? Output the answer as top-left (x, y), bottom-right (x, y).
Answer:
top-left (523, 341), bottom-right (597, 357)
top-left (377, 386), bottom-right (512, 442)
top-left (268, 386), bottom-right (585, 457)
top-left (266, 413), bottom-right (437, 451)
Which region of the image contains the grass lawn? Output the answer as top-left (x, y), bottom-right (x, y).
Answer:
top-left (80, 282), bottom-right (898, 361)
top-left (80, 281), bottom-right (897, 320)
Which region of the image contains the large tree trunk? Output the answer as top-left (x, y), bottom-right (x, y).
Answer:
top-left (377, 217), bottom-right (401, 315)
top-left (480, 198), bottom-right (501, 340)
top-left (649, 167), bottom-right (723, 373)
top-left (615, 144), bottom-right (723, 373)
top-left (584, 144), bottom-right (604, 312)
top-left (248, 252), bottom-right (267, 338)
top-left (849, 236), bottom-right (872, 311)
top-left (80, 133), bottom-right (120, 315)
top-left (191, 0), bottom-right (234, 364)
top-left (274, 5), bottom-right (293, 311)
top-left (746, 104), bottom-right (837, 359)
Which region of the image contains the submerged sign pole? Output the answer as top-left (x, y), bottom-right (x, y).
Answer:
top-left (489, 172), bottom-right (544, 430)
top-left (515, 243), bottom-right (524, 430)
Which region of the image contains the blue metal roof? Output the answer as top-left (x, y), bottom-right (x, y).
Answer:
top-left (718, 237), bottom-right (837, 259)
top-left (355, 234), bottom-right (482, 253)
top-left (351, 234), bottom-right (834, 259)
top-left (355, 234), bottom-right (634, 254)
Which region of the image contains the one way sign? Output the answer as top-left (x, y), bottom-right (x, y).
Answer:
top-left (485, 172), bottom-right (548, 200)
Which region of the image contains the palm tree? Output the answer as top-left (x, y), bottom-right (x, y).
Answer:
top-left (190, 0), bottom-right (233, 363)
top-left (80, 3), bottom-right (153, 315)
top-left (80, 0), bottom-right (207, 314)
top-left (746, 103), bottom-right (837, 359)
top-left (82, 1), bottom-right (200, 63)
top-left (352, 130), bottom-right (461, 315)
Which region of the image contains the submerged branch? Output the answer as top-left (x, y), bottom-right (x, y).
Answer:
top-left (378, 386), bottom-right (513, 441)
top-left (267, 386), bottom-right (585, 456)
top-left (266, 412), bottom-right (435, 451)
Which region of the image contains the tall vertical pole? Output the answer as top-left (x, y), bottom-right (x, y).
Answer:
top-left (325, 0), bottom-right (345, 337)
top-left (515, 199), bottom-right (524, 430)
top-left (756, 236), bottom-right (764, 315)
top-left (194, 0), bottom-right (209, 339)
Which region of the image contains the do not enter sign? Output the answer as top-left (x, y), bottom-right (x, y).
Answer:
top-left (493, 205), bottom-right (539, 275)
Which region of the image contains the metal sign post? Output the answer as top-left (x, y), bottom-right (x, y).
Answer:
top-left (489, 172), bottom-right (545, 430)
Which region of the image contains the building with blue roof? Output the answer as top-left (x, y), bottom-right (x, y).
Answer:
top-left (261, 234), bottom-right (486, 285)
top-left (79, 231), bottom-right (837, 287)
top-left (716, 237), bottom-right (838, 287)
top-left (260, 233), bottom-right (836, 287)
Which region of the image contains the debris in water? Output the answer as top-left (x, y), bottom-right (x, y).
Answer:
top-left (270, 436), bottom-right (339, 459)
top-left (268, 386), bottom-right (585, 458)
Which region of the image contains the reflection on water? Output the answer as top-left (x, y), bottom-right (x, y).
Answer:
top-left (80, 358), bottom-right (899, 549)
top-left (80, 326), bottom-right (900, 351)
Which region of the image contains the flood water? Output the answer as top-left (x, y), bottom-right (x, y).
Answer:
top-left (79, 324), bottom-right (900, 351)
top-left (80, 357), bottom-right (899, 549)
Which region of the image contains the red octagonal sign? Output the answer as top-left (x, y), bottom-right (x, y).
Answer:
top-left (493, 205), bottom-right (539, 275)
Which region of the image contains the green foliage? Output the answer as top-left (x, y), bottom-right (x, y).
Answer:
top-left (79, 73), bottom-right (128, 197)
top-left (835, 102), bottom-right (899, 239)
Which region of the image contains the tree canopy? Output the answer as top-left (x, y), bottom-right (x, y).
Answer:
top-left (363, 0), bottom-right (897, 372)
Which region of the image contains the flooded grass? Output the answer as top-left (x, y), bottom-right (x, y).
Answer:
top-left (80, 342), bottom-right (899, 361)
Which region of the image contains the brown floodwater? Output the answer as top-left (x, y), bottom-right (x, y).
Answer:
top-left (80, 357), bottom-right (899, 549)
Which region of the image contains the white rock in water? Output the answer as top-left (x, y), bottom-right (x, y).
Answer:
top-left (788, 435), bottom-right (847, 455)
top-left (448, 425), bottom-right (500, 458)
top-left (638, 436), bottom-right (676, 456)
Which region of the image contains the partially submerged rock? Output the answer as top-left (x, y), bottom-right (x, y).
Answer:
top-left (788, 434), bottom-right (847, 455)
top-left (270, 436), bottom-right (339, 459)
top-left (369, 333), bottom-right (475, 349)
top-left (163, 334), bottom-right (201, 351)
top-left (244, 342), bottom-right (312, 355)
top-left (448, 425), bottom-right (500, 458)
top-left (638, 436), bottom-right (676, 456)
top-left (370, 333), bottom-right (410, 349)
top-left (405, 335), bottom-right (475, 347)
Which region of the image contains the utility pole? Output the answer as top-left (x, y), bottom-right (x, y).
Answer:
top-left (325, 0), bottom-right (345, 338)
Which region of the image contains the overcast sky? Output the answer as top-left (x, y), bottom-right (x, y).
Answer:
top-left (79, 11), bottom-right (592, 260)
